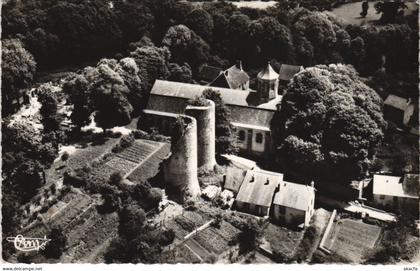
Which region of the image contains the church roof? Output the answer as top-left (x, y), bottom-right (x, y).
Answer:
top-left (278, 64), bottom-right (303, 82)
top-left (258, 62), bottom-right (279, 80)
top-left (210, 63), bottom-right (249, 89)
top-left (146, 80), bottom-right (278, 130)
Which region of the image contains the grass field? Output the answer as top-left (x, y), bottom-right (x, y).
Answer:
top-left (323, 218), bottom-right (381, 262)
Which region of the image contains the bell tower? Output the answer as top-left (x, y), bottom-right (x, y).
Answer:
top-left (257, 62), bottom-right (279, 104)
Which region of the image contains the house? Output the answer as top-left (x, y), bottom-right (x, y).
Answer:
top-left (198, 65), bottom-right (223, 85)
top-left (372, 174), bottom-right (419, 214)
top-left (383, 95), bottom-right (417, 128)
top-left (234, 169), bottom-right (283, 216)
top-left (142, 72), bottom-right (281, 157)
top-left (272, 181), bottom-right (315, 227)
top-left (278, 64), bottom-right (303, 94)
top-left (209, 61), bottom-right (249, 90)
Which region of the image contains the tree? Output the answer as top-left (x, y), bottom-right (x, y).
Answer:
top-left (169, 62), bottom-right (193, 83)
top-left (129, 45), bottom-right (171, 96)
top-left (162, 24), bottom-right (209, 74)
top-left (202, 89), bottom-right (238, 156)
top-left (2, 39), bottom-right (36, 115)
top-left (248, 17), bottom-right (294, 64)
top-left (118, 204), bottom-right (146, 239)
top-left (273, 64), bottom-right (386, 182)
top-left (374, 1), bottom-right (407, 24)
top-left (238, 218), bottom-right (262, 253)
top-left (42, 227), bottom-right (67, 259)
top-left (185, 8), bottom-right (214, 41)
top-left (38, 84), bottom-right (62, 132)
top-left (148, 188), bottom-right (163, 210)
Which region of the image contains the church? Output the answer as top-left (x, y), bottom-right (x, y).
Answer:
top-left (141, 62), bottom-right (302, 157)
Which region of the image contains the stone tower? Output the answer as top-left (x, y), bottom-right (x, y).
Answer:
top-left (257, 62), bottom-right (279, 103)
top-left (163, 115), bottom-right (201, 199)
top-left (185, 100), bottom-right (216, 171)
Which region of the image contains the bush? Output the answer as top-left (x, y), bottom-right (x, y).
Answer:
top-left (61, 151), bottom-right (69, 161)
top-left (41, 227), bottom-right (67, 259)
top-left (112, 133), bottom-right (135, 153)
top-left (110, 171), bottom-right (123, 186)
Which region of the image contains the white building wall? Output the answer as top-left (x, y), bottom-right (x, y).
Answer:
top-left (251, 129), bottom-right (266, 153)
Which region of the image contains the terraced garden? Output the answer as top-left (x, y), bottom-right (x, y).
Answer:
top-left (323, 218), bottom-right (382, 262)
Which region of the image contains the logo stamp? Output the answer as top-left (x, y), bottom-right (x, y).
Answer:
top-left (6, 235), bottom-right (51, 252)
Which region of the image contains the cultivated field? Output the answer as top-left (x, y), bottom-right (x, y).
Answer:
top-left (323, 218), bottom-right (381, 262)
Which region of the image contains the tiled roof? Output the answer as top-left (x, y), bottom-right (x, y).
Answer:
top-left (373, 175), bottom-right (419, 198)
top-left (273, 181), bottom-right (314, 211)
top-left (235, 169), bottom-right (283, 207)
top-left (210, 64), bottom-right (250, 90)
top-left (229, 105), bottom-right (275, 129)
top-left (278, 64), bottom-right (303, 82)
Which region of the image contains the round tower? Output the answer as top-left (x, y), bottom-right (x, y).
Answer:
top-left (185, 100), bottom-right (216, 171)
top-left (163, 116), bottom-right (201, 199)
top-left (257, 62), bottom-right (279, 103)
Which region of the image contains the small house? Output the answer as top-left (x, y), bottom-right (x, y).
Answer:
top-left (372, 174), bottom-right (419, 214)
top-left (272, 181), bottom-right (315, 227)
top-left (235, 169), bottom-right (283, 217)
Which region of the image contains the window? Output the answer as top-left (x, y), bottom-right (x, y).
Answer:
top-left (255, 133), bottom-right (263, 144)
top-left (238, 130), bottom-right (246, 141)
top-left (380, 195), bottom-right (385, 200)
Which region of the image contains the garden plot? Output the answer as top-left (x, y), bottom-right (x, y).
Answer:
top-left (323, 218), bottom-right (381, 262)
top-left (261, 223), bottom-right (304, 258)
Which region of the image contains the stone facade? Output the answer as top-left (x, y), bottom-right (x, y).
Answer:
top-left (185, 100), bottom-right (216, 170)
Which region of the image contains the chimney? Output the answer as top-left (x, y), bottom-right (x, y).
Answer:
top-left (265, 178), bottom-right (270, 185)
top-left (310, 181), bottom-right (314, 188)
top-left (236, 60), bottom-right (243, 70)
top-left (250, 175), bottom-right (255, 182)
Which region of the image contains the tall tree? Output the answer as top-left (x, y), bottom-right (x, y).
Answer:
top-left (2, 39), bottom-right (36, 116)
top-left (202, 89), bottom-right (238, 156)
top-left (273, 64), bottom-right (386, 182)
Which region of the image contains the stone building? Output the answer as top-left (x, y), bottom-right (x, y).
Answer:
top-left (272, 181), bottom-right (315, 227)
top-left (142, 77), bottom-right (281, 157)
top-left (372, 174), bottom-right (419, 215)
top-left (234, 169), bottom-right (283, 217)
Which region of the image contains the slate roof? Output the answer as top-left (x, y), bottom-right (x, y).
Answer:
top-left (258, 63), bottom-right (279, 80)
top-left (210, 64), bottom-right (249, 90)
top-left (199, 65), bottom-right (223, 83)
top-left (149, 80), bottom-right (252, 107)
top-left (384, 95), bottom-right (411, 111)
top-left (373, 175), bottom-right (419, 198)
top-left (273, 181), bottom-right (314, 211)
top-left (235, 169), bottom-right (282, 207)
top-left (229, 105), bottom-right (275, 129)
top-left (224, 167), bottom-right (247, 194)
top-left (147, 80), bottom-right (278, 129)
top-left (278, 64), bottom-right (303, 82)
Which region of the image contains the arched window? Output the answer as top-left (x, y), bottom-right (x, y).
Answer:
top-left (255, 133), bottom-right (263, 144)
top-left (238, 130), bottom-right (246, 141)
